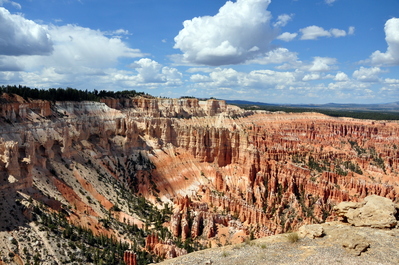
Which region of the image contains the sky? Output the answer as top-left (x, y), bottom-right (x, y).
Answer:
top-left (0, 0), bottom-right (399, 104)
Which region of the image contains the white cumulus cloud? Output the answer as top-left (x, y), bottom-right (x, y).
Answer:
top-left (302, 73), bottom-right (321, 81)
top-left (352, 67), bottom-right (382, 82)
top-left (385, 78), bottom-right (399, 84)
top-left (0, 7), bottom-right (53, 56)
top-left (325, 0), bottom-right (337, 5)
top-left (0, 20), bottom-right (150, 89)
top-left (173, 0), bottom-right (277, 66)
top-left (277, 32), bottom-right (297, 42)
top-left (209, 68), bottom-right (242, 86)
top-left (308, 57), bottom-right (337, 72)
top-left (243, 69), bottom-right (297, 87)
top-left (246, 48), bottom-right (299, 65)
top-left (300, 25), bottom-right (353, 40)
top-left (186, 67), bottom-right (215, 73)
top-left (334, 72), bottom-right (349, 81)
top-left (0, 0), bottom-right (21, 9)
top-left (129, 58), bottom-right (165, 83)
top-left (370, 18), bottom-right (399, 66)
top-left (190, 74), bottom-right (212, 83)
top-left (273, 14), bottom-right (293, 27)
top-left (41, 24), bottom-right (144, 70)
top-left (129, 58), bottom-right (183, 85)
top-left (348, 26), bottom-right (355, 35)
top-left (300, 26), bottom-right (331, 40)
top-left (330, 28), bottom-right (346, 37)
top-left (189, 67), bottom-right (298, 91)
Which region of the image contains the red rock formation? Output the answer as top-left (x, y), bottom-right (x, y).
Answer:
top-left (145, 233), bottom-right (160, 251)
top-left (123, 251), bottom-right (137, 265)
top-left (0, 93), bottom-right (52, 120)
top-left (1, 94), bottom-right (398, 259)
top-left (145, 233), bottom-right (187, 259)
top-left (142, 112), bottom-right (399, 240)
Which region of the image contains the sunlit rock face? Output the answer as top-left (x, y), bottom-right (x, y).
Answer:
top-left (0, 93), bottom-right (398, 258)
top-left (150, 111), bottom-right (399, 240)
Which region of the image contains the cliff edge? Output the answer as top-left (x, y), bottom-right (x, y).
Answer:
top-left (156, 195), bottom-right (399, 265)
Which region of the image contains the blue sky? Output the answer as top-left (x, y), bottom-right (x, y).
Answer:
top-left (0, 0), bottom-right (399, 104)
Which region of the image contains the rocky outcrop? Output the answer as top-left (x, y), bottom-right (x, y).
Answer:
top-left (298, 224), bottom-right (324, 239)
top-left (334, 195), bottom-right (399, 228)
top-left (342, 234), bottom-right (370, 256)
top-left (297, 195), bottom-right (399, 257)
top-left (157, 219), bottom-right (399, 265)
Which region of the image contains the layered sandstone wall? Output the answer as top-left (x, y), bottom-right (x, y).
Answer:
top-left (101, 97), bottom-right (243, 118)
top-left (0, 93), bottom-right (52, 121)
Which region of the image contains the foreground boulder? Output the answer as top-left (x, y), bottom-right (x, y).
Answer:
top-left (298, 224), bottom-right (324, 239)
top-left (334, 195), bottom-right (399, 228)
top-left (342, 234), bottom-right (370, 256)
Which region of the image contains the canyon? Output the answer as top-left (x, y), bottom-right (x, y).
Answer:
top-left (0, 92), bottom-right (398, 264)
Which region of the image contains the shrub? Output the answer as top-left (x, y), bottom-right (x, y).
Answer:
top-left (286, 232), bottom-right (299, 243)
top-left (244, 237), bottom-right (255, 246)
top-left (259, 243), bottom-right (267, 249)
top-left (221, 250), bottom-right (230, 257)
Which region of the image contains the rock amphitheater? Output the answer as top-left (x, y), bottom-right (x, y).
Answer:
top-left (0, 93), bottom-right (398, 264)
